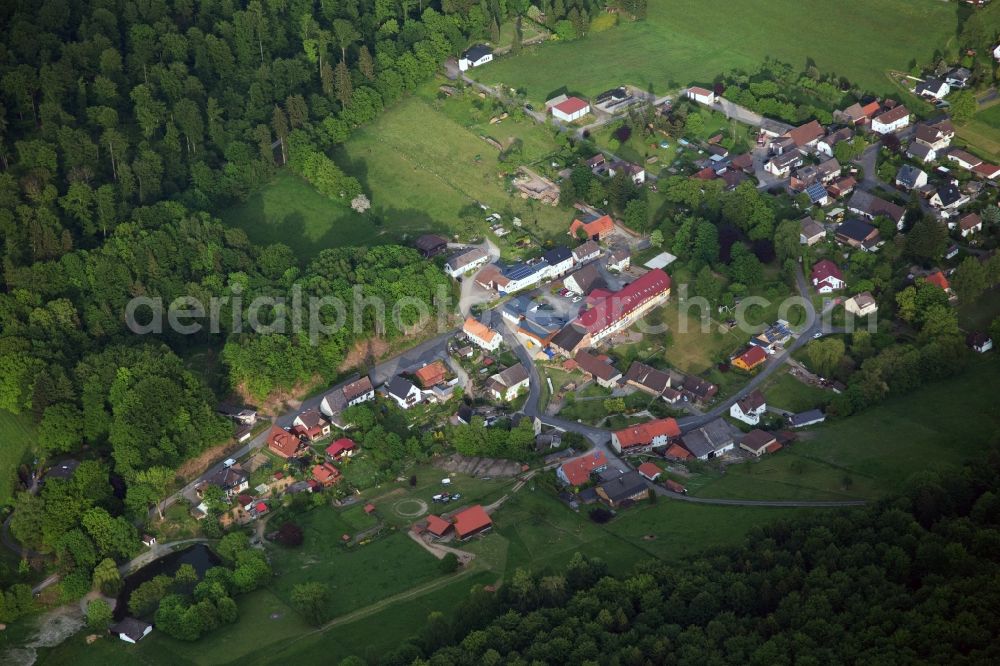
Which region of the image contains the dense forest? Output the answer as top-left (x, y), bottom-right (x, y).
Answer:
top-left (0, 0), bottom-right (607, 614)
top-left (351, 448), bottom-right (1000, 665)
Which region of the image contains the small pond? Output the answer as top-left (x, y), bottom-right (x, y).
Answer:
top-left (115, 544), bottom-right (220, 620)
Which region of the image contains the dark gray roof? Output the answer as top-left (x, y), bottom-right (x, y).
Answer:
top-left (680, 419), bottom-right (734, 458)
top-left (789, 409), bottom-right (826, 427)
top-left (896, 164), bottom-right (924, 188)
top-left (111, 617), bottom-right (152, 641)
top-left (907, 142), bottom-right (935, 160)
top-left (597, 470), bottom-right (648, 503)
top-left (623, 361), bottom-right (671, 394)
top-left (386, 375), bottom-right (417, 399)
top-left (837, 218), bottom-right (877, 243)
top-left (935, 183), bottom-right (963, 207)
top-left (414, 234), bottom-right (448, 254)
top-left (565, 262), bottom-right (604, 294)
top-left (462, 44), bottom-right (492, 62)
top-left (543, 246), bottom-right (573, 265)
top-left (46, 459), bottom-right (80, 480)
top-left (551, 323), bottom-right (588, 351)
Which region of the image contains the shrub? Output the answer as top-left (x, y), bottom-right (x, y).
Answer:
top-left (276, 522), bottom-right (304, 547)
top-left (589, 508), bottom-right (613, 524)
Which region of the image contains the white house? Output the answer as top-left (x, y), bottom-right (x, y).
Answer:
top-left (445, 247), bottom-right (489, 278)
top-left (871, 106), bottom-right (910, 134)
top-left (606, 248), bottom-right (630, 272)
top-left (845, 291), bottom-right (878, 317)
top-left (384, 376), bottom-right (423, 410)
top-left (687, 86), bottom-right (716, 105)
top-left (968, 332), bottom-right (993, 354)
top-left (946, 149), bottom-right (982, 170)
top-left (930, 183), bottom-right (969, 211)
top-left (765, 150), bottom-right (803, 177)
top-left (458, 45), bottom-right (493, 71)
top-left (895, 164), bottom-right (927, 190)
top-left (608, 160), bottom-right (646, 185)
top-left (572, 240), bottom-right (601, 264)
top-left (486, 364), bottom-right (530, 401)
top-left (958, 213), bottom-right (982, 237)
top-left (729, 390), bottom-right (766, 426)
top-left (915, 79), bottom-right (950, 100)
top-left (551, 97), bottom-right (590, 122)
top-left (542, 246), bottom-right (575, 278)
top-left (463, 317), bottom-right (501, 351)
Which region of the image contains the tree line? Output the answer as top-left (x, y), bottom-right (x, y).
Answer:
top-left (361, 447), bottom-right (1000, 665)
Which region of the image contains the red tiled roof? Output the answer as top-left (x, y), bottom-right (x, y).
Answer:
top-left (925, 271), bottom-right (950, 291)
top-left (364, 503), bottom-right (376, 514)
top-left (414, 361), bottom-right (447, 388)
top-left (574, 269), bottom-right (671, 336)
top-left (860, 101), bottom-right (881, 118)
top-left (559, 451), bottom-right (608, 486)
top-left (688, 86), bottom-right (713, 97)
top-left (426, 515), bottom-right (452, 537)
top-left (959, 213), bottom-right (981, 231)
top-left (765, 442), bottom-right (783, 454)
top-left (665, 443), bottom-right (692, 460)
top-left (973, 163), bottom-right (1000, 178)
top-left (637, 462), bottom-right (662, 480)
top-left (874, 105), bottom-right (909, 125)
top-left (268, 426), bottom-right (300, 458)
top-left (734, 346), bottom-right (767, 368)
top-left (786, 120), bottom-right (824, 147)
top-left (569, 214), bottom-right (615, 238)
top-left (554, 97), bottom-right (589, 115)
top-left (325, 438), bottom-right (356, 458)
top-left (811, 259), bottom-right (843, 283)
top-left (453, 505), bottom-right (492, 539)
top-left (255, 501), bottom-right (268, 513)
top-left (613, 417), bottom-right (680, 450)
top-left (312, 462), bottom-right (340, 485)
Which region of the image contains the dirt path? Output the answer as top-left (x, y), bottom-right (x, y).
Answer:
top-left (406, 530), bottom-right (475, 565)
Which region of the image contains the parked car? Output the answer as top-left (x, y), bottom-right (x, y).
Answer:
top-left (432, 493), bottom-right (449, 502)
top-left (812, 331), bottom-right (823, 339)
top-left (450, 493), bottom-right (462, 501)
top-left (571, 295), bottom-right (583, 303)
top-left (441, 478), bottom-right (452, 485)
top-left (223, 458), bottom-right (236, 468)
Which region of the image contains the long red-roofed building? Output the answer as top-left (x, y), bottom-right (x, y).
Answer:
top-left (568, 268), bottom-right (671, 346)
top-left (452, 505), bottom-right (493, 540)
top-left (611, 417), bottom-right (680, 453)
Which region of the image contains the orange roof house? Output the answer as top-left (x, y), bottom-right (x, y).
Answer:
top-left (414, 361), bottom-right (447, 388)
top-left (267, 426), bottom-right (301, 459)
top-left (557, 450), bottom-right (609, 486)
top-left (732, 346), bottom-right (767, 371)
top-left (611, 417), bottom-right (680, 453)
top-left (426, 515), bottom-right (452, 538)
top-left (568, 214), bottom-right (615, 241)
top-left (925, 270), bottom-right (950, 292)
top-left (665, 443), bottom-right (693, 460)
top-left (311, 462), bottom-right (341, 487)
top-left (637, 462), bottom-right (662, 481)
top-left (453, 505), bottom-right (493, 540)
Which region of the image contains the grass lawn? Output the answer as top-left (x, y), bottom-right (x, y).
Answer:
top-left (761, 370), bottom-right (833, 413)
top-left (223, 83), bottom-right (571, 261)
top-left (478, 0), bottom-right (958, 101)
top-left (695, 358), bottom-right (1000, 501)
top-left (267, 515), bottom-right (442, 619)
top-left (956, 103), bottom-right (1000, 162)
top-left (0, 410), bottom-right (35, 504)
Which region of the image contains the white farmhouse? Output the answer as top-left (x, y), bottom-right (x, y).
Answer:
top-left (686, 86), bottom-right (716, 105)
top-left (871, 106), bottom-right (910, 134)
top-left (458, 45), bottom-right (493, 71)
top-left (729, 390), bottom-right (766, 426)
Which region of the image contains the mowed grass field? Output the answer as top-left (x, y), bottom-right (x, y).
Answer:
top-left (957, 102), bottom-right (1000, 162)
top-left (0, 410), bottom-right (34, 503)
top-left (224, 88), bottom-right (572, 260)
top-left (695, 358), bottom-right (1000, 501)
top-left (478, 0), bottom-right (958, 100)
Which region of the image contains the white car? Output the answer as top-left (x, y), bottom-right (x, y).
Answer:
top-left (441, 478), bottom-right (452, 485)
top-left (432, 493), bottom-right (449, 502)
top-left (223, 458), bottom-right (236, 468)
top-left (812, 331), bottom-right (823, 339)
top-left (571, 295), bottom-right (583, 303)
